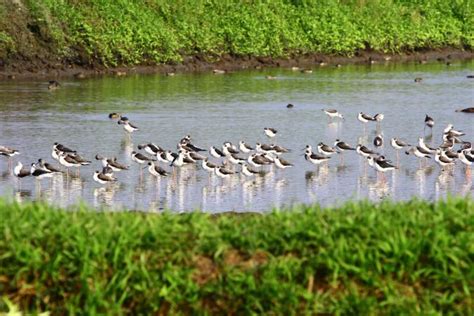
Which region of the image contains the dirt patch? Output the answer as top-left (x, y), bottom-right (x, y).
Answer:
top-left (0, 48), bottom-right (473, 81)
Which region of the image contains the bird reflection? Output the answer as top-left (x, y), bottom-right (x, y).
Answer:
top-left (93, 183), bottom-right (120, 207)
top-left (121, 136), bottom-right (133, 157)
top-left (368, 177), bottom-right (391, 201)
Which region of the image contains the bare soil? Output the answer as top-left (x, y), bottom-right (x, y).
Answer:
top-left (0, 48), bottom-right (472, 81)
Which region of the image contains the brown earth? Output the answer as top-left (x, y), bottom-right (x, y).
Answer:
top-left (0, 48), bottom-right (473, 81)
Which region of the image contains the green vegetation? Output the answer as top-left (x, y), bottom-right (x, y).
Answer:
top-left (0, 0), bottom-right (472, 66)
top-left (1, 198), bottom-right (473, 314)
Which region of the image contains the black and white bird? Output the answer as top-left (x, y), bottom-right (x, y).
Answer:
top-left (30, 163), bottom-right (53, 180)
top-left (240, 163), bottom-right (261, 177)
top-left (239, 141), bottom-right (254, 153)
top-left (367, 156), bottom-right (396, 178)
top-left (418, 137), bottom-right (436, 154)
top-left (222, 143), bottom-right (240, 156)
top-left (458, 150), bottom-right (474, 166)
top-left (93, 170), bottom-right (116, 184)
top-left (138, 143), bottom-right (163, 156)
top-left (228, 153), bottom-right (246, 165)
top-left (0, 145), bottom-right (20, 158)
top-left (147, 162), bottom-right (168, 177)
top-left (405, 146), bottom-right (432, 166)
top-left (373, 134), bottom-right (384, 148)
top-left (305, 150), bottom-right (330, 165)
top-left (37, 159), bottom-right (61, 173)
top-left (322, 109), bottom-right (344, 120)
top-left (209, 146), bottom-right (226, 158)
top-left (202, 158), bottom-right (219, 172)
top-left (424, 114), bottom-right (434, 134)
top-left (118, 118), bottom-right (138, 133)
top-left (374, 113), bottom-right (384, 123)
top-left (215, 166), bottom-right (236, 178)
top-left (264, 127), bottom-right (278, 138)
top-left (443, 124), bottom-right (465, 137)
top-left (434, 149), bottom-right (455, 170)
top-left (131, 151), bottom-right (155, 165)
top-left (274, 156), bottom-right (293, 169)
top-left (317, 142), bottom-right (337, 156)
top-left (356, 144), bottom-right (377, 158)
top-left (256, 143), bottom-right (276, 155)
top-left (272, 144), bottom-right (290, 154)
top-left (13, 162), bottom-right (30, 178)
top-left (334, 139), bottom-right (355, 152)
top-left (107, 157), bottom-right (129, 171)
top-left (248, 153), bottom-right (272, 168)
top-left (358, 112), bottom-right (375, 123)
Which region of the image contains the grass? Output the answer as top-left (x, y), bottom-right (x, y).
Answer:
top-left (0, 197), bottom-right (473, 314)
top-left (0, 0), bottom-right (472, 66)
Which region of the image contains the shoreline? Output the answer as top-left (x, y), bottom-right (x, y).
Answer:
top-left (1, 48), bottom-right (473, 81)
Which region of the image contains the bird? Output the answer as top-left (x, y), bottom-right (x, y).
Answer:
top-left (131, 151), bottom-right (155, 165)
top-left (455, 107), bottom-right (474, 113)
top-left (264, 127), bottom-right (277, 138)
top-left (373, 134), bottom-right (384, 148)
top-left (367, 156), bottom-right (396, 180)
top-left (118, 118), bottom-right (138, 133)
top-left (322, 109), bottom-right (344, 120)
top-left (13, 162), bottom-right (30, 178)
top-left (202, 158), bottom-right (219, 172)
top-left (424, 115), bottom-right (434, 134)
top-left (222, 142), bottom-right (240, 156)
top-left (434, 149), bottom-right (455, 170)
top-left (271, 144), bottom-right (290, 155)
top-left (48, 80), bottom-right (60, 90)
top-left (240, 163), bottom-right (261, 177)
top-left (317, 142), bottom-right (337, 156)
top-left (334, 139), bottom-right (355, 164)
top-left (138, 143), bottom-right (163, 156)
top-left (210, 146), bottom-right (226, 158)
top-left (239, 141), bottom-right (254, 153)
top-left (358, 112), bottom-right (375, 123)
top-left (93, 170), bottom-right (116, 184)
top-left (374, 113), bottom-right (384, 123)
top-left (248, 153), bottom-right (272, 168)
top-left (305, 150), bottom-right (330, 165)
top-left (390, 138), bottom-right (411, 163)
top-left (215, 166), bottom-right (236, 178)
top-left (0, 145), bottom-right (20, 158)
top-left (286, 103), bottom-right (294, 109)
top-left (274, 156), bottom-right (293, 169)
top-left (108, 112), bottom-right (121, 119)
top-left (37, 159), bottom-right (62, 173)
top-left (356, 145), bottom-right (377, 158)
top-left (418, 137), bottom-right (436, 154)
top-left (30, 163), bottom-right (54, 180)
top-left (147, 162), bottom-right (168, 177)
top-left (405, 146), bottom-right (432, 168)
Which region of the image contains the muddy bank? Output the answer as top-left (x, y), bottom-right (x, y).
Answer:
top-left (1, 48), bottom-right (473, 81)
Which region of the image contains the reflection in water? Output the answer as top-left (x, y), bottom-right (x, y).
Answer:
top-left (0, 62), bottom-right (473, 211)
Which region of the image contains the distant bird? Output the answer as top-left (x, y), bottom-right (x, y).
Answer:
top-left (239, 141), bottom-right (254, 153)
top-left (274, 156), bottom-right (293, 169)
top-left (202, 159), bottom-right (218, 172)
top-left (13, 162), bottom-right (30, 179)
top-left (356, 145), bottom-right (377, 158)
top-left (48, 80), bottom-right (60, 90)
top-left (286, 103), bottom-right (294, 109)
top-left (317, 142), bottom-right (337, 156)
top-left (138, 143), bottom-right (163, 156)
top-left (264, 127), bottom-right (278, 138)
top-left (209, 146), bottom-right (225, 158)
top-left (118, 119), bottom-right (138, 133)
top-left (367, 156), bottom-right (396, 180)
top-left (215, 166), bottom-right (236, 178)
top-left (30, 163), bottom-right (53, 180)
top-left (434, 149), bottom-right (455, 170)
top-left (147, 162), bottom-right (168, 178)
top-left (390, 138), bottom-right (411, 163)
top-left (405, 146), bottom-right (432, 168)
top-left (424, 114), bottom-right (434, 134)
top-left (414, 77), bottom-right (423, 83)
top-left (358, 112), bottom-right (375, 123)
top-left (322, 109), bottom-right (344, 120)
top-left (240, 163), bottom-right (261, 177)
top-left (374, 113), bottom-right (384, 128)
top-left (108, 112), bottom-right (121, 119)
top-left (37, 159), bottom-right (61, 173)
top-left (334, 139), bottom-right (355, 164)
top-left (93, 170), bottom-right (116, 184)
top-left (131, 151), bottom-right (154, 165)
top-left (0, 145), bottom-right (20, 158)
top-left (455, 107), bottom-right (474, 113)
top-left (373, 134), bottom-right (384, 148)
top-left (305, 150), bottom-right (330, 165)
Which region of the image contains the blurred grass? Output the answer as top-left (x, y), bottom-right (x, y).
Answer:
top-left (0, 197), bottom-right (473, 314)
top-left (0, 0), bottom-right (472, 66)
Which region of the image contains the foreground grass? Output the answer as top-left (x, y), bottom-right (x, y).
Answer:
top-left (0, 0), bottom-right (472, 66)
top-left (0, 198), bottom-right (473, 314)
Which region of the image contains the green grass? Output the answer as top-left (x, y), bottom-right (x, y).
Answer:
top-left (0, 0), bottom-right (472, 66)
top-left (0, 198), bottom-right (473, 314)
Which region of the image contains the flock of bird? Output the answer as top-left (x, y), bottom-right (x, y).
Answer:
top-left (1, 108), bottom-right (472, 190)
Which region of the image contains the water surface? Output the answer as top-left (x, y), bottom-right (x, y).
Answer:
top-left (0, 61), bottom-right (473, 211)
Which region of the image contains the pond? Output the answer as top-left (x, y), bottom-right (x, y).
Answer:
top-left (0, 61), bottom-right (473, 212)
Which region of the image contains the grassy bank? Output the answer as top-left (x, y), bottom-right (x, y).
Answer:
top-left (0, 198), bottom-right (473, 314)
top-left (0, 0), bottom-right (472, 67)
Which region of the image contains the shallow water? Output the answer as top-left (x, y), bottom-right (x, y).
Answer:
top-left (0, 61), bottom-right (473, 212)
